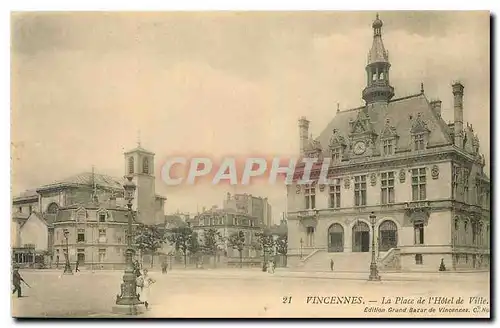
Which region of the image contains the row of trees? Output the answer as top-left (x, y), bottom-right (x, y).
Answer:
top-left (134, 224), bottom-right (288, 268)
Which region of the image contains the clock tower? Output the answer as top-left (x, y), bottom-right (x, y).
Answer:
top-left (348, 108), bottom-right (379, 158)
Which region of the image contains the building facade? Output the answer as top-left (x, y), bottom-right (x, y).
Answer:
top-left (193, 206), bottom-right (263, 267)
top-left (286, 15), bottom-right (490, 272)
top-left (223, 193), bottom-right (273, 227)
top-left (11, 143), bottom-right (166, 269)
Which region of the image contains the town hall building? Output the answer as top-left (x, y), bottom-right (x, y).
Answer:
top-left (286, 15), bottom-right (490, 272)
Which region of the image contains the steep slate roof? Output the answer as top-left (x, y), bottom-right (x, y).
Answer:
top-left (316, 93), bottom-right (453, 152)
top-left (37, 172), bottom-right (125, 192)
top-left (35, 171), bottom-right (167, 200)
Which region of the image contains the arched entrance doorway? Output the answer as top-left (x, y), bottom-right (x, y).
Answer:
top-left (352, 221), bottom-right (370, 252)
top-left (328, 223), bottom-right (344, 252)
top-left (378, 220), bottom-right (398, 251)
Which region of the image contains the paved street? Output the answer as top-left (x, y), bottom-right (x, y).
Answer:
top-left (11, 269), bottom-right (490, 318)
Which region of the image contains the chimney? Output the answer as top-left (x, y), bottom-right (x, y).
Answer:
top-left (298, 116), bottom-right (310, 155)
top-left (452, 82), bottom-right (464, 148)
top-left (430, 99), bottom-right (442, 118)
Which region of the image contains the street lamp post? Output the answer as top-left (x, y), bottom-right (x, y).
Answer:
top-left (299, 238), bottom-right (304, 259)
top-left (63, 230), bottom-right (73, 275)
top-left (368, 212), bottom-right (381, 281)
top-left (112, 175), bottom-right (143, 315)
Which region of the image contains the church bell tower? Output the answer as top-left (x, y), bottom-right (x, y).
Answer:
top-left (124, 135), bottom-right (156, 225)
top-left (362, 14), bottom-right (395, 105)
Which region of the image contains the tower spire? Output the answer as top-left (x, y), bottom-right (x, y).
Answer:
top-left (137, 129), bottom-right (141, 147)
top-left (362, 13), bottom-right (394, 105)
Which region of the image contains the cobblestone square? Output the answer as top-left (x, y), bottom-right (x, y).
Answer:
top-left (11, 269), bottom-right (490, 318)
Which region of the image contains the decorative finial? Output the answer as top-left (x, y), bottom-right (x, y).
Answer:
top-left (137, 129), bottom-right (141, 147)
top-left (376, 13), bottom-right (379, 20)
top-left (420, 82), bottom-right (424, 94)
top-left (337, 103), bottom-right (340, 112)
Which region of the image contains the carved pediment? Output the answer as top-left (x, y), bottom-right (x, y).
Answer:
top-left (380, 118), bottom-right (399, 139)
top-left (410, 113), bottom-right (430, 134)
top-left (352, 121), bottom-right (365, 134)
top-left (298, 210), bottom-right (319, 228)
top-left (304, 135), bottom-right (323, 158)
top-left (349, 109), bottom-right (378, 143)
top-left (329, 129), bottom-right (346, 148)
top-left (404, 201), bottom-right (430, 225)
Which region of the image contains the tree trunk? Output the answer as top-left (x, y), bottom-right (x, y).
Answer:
top-left (150, 252), bottom-right (154, 268)
top-left (213, 253), bottom-right (217, 268)
top-left (239, 249), bottom-right (243, 268)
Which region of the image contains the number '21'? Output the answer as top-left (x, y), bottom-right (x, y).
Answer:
top-left (282, 296), bottom-right (292, 304)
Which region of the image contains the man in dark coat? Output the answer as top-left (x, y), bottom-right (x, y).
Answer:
top-left (12, 266), bottom-right (25, 298)
top-left (134, 260), bottom-right (141, 277)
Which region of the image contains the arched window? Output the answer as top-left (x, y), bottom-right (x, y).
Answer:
top-left (328, 223), bottom-right (344, 252)
top-left (143, 157), bottom-right (149, 174)
top-left (454, 218), bottom-right (459, 245)
top-left (352, 221), bottom-right (370, 253)
top-left (464, 220), bottom-right (469, 245)
top-left (378, 220), bottom-right (398, 251)
top-left (47, 202), bottom-right (59, 214)
top-left (128, 156), bottom-right (134, 174)
top-left (471, 220), bottom-right (477, 245)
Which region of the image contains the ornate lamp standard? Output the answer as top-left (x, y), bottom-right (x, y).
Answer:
top-left (299, 238), bottom-right (304, 259)
top-left (63, 230), bottom-right (73, 275)
top-left (368, 212), bottom-right (381, 281)
top-left (112, 175), bottom-right (143, 315)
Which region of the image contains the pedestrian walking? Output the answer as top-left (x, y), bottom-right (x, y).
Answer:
top-left (330, 259), bottom-right (334, 271)
top-left (55, 255), bottom-right (59, 269)
top-left (161, 261), bottom-right (168, 274)
top-left (138, 268), bottom-right (156, 310)
top-left (12, 266), bottom-right (26, 298)
top-left (271, 261), bottom-right (275, 274)
top-left (75, 260), bottom-right (80, 272)
top-left (267, 261), bottom-right (273, 274)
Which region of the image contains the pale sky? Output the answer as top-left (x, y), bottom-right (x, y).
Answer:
top-left (11, 12), bottom-right (490, 223)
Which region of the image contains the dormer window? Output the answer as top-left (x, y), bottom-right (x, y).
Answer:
top-left (380, 118), bottom-right (398, 155)
top-left (410, 113), bottom-right (430, 151)
top-left (382, 139), bottom-right (395, 155)
top-left (329, 129), bottom-right (346, 163)
top-left (331, 147), bottom-right (342, 163)
top-left (414, 133), bottom-right (425, 150)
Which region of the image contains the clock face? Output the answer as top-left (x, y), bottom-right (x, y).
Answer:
top-left (353, 141), bottom-right (367, 155)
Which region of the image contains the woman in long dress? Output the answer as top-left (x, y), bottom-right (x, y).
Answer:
top-left (139, 269), bottom-right (156, 309)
